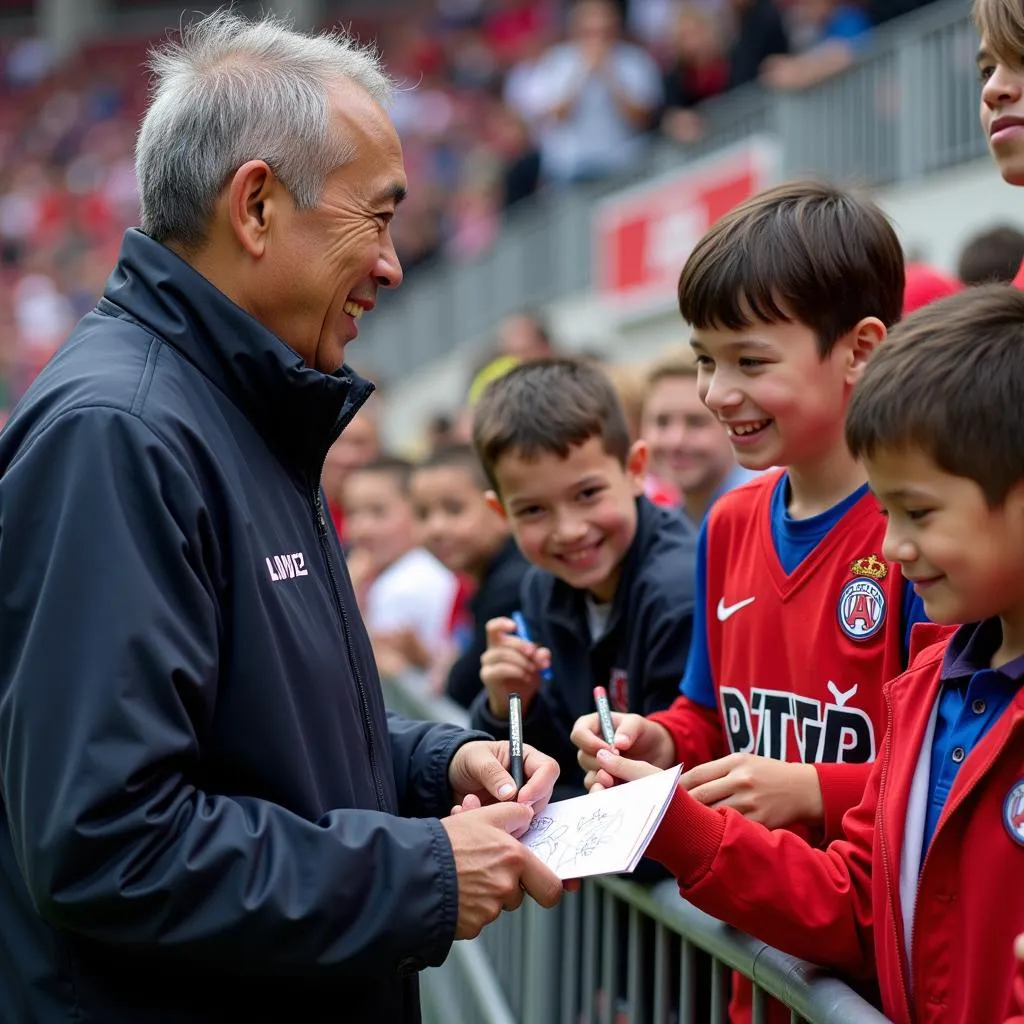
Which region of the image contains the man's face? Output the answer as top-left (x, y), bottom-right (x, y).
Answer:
top-left (641, 373), bottom-right (737, 498)
top-left (251, 80), bottom-right (407, 373)
top-left (979, 40), bottom-right (1024, 186)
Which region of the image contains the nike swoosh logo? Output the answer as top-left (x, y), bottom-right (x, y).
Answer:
top-left (716, 596), bottom-right (756, 621)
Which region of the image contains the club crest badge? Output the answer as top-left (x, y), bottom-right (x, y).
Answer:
top-left (838, 575), bottom-right (886, 641)
top-left (1003, 779), bottom-right (1024, 847)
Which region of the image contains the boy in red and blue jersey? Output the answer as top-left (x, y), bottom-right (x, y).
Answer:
top-left (587, 285), bottom-right (1024, 1024)
top-left (573, 180), bottom-right (933, 1024)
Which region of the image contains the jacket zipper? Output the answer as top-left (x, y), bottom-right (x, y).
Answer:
top-left (312, 490), bottom-right (387, 812)
top-left (911, 722), bottom-right (1008, 1004)
top-left (877, 695), bottom-right (913, 1023)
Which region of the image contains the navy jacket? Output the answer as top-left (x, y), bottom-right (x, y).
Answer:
top-left (0, 230), bottom-right (482, 1022)
top-left (471, 497), bottom-right (697, 794)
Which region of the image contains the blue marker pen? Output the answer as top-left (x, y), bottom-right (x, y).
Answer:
top-left (511, 611), bottom-right (554, 683)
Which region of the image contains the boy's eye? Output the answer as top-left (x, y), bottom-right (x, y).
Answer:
top-left (515, 505), bottom-right (543, 518)
top-left (694, 354), bottom-right (713, 368)
top-left (738, 357), bottom-right (767, 369)
top-left (905, 508), bottom-right (932, 522)
top-left (577, 486), bottom-right (603, 501)
top-left (979, 64), bottom-right (995, 82)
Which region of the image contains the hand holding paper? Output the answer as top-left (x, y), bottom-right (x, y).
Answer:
top-left (519, 765), bottom-right (682, 880)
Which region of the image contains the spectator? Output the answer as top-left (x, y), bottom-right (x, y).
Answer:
top-left (344, 456), bottom-right (461, 676)
top-left (902, 261), bottom-right (963, 315)
top-left (410, 443), bottom-right (530, 708)
top-left (321, 403), bottom-right (382, 545)
top-left (640, 352), bottom-right (758, 524)
top-left (529, 0), bottom-right (663, 183)
top-left (0, 13), bottom-right (563, 1022)
top-left (660, 3), bottom-right (732, 144)
top-left (496, 307), bottom-right (557, 361)
top-left (760, 0), bottom-right (872, 91)
top-left (957, 223), bottom-right (1024, 284)
top-left (726, 0), bottom-right (790, 88)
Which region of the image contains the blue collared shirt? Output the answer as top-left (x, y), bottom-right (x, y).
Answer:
top-left (921, 618), bottom-right (1024, 865)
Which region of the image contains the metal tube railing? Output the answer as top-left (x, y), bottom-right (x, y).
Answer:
top-left (381, 672), bottom-right (892, 1024)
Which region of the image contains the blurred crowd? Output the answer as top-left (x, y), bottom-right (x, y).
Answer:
top-left (0, 0), bottom-right (945, 419)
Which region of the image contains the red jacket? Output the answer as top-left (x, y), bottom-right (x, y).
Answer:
top-left (646, 627), bottom-right (1024, 1024)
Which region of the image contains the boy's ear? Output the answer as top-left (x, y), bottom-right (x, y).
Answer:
top-left (485, 490), bottom-right (508, 522)
top-left (626, 440), bottom-right (649, 494)
top-left (844, 317), bottom-right (887, 384)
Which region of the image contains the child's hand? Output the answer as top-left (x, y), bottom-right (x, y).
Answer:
top-left (680, 754), bottom-right (823, 830)
top-left (586, 748), bottom-right (664, 792)
top-left (479, 617), bottom-right (551, 719)
top-left (571, 711), bottom-right (676, 790)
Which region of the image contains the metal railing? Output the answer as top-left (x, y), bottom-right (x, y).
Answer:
top-left (383, 673), bottom-right (892, 1024)
top-left (363, 0), bottom-right (984, 382)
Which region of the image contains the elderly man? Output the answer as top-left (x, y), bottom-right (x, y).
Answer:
top-left (0, 11), bottom-right (561, 1023)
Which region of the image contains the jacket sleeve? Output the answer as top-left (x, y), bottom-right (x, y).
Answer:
top-left (0, 408), bottom-right (458, 978)
top-left (814, 762), bottom-right (874, 842)
top-left (387, 711), bottom-right (491, 818)
top-left (648, 695), bottom-right (728, 770)
top-left (636, 587), bottom-right (694, 716)
top-left (645, 748), bottom-right (880, 980)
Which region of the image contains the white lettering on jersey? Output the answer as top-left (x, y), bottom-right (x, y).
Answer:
top-left (719, 685), bottom-right (876, 764)
top-left (265, 553), bottom-right (309, 583)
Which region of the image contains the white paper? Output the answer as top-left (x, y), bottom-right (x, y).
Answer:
top-left (520, 765), bottom-right (682, 880)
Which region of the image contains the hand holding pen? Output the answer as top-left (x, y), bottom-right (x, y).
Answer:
top-left (479, 615), bottom-right (553, 721)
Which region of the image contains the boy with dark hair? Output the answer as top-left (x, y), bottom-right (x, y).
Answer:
top-left (410, 444), bottom-right (529, 709)
top-left (588, 284), bottom-right (1024, 1024)
top-left (573, 181), bottom-right (930, 1024)
top-left (957, 224), bottom-right (1024, 285)
top-left (468, 358), bottom-right (697, 794)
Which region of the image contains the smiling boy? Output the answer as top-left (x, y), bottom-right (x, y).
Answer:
top-left (467, 358), bottom-right (697, 795)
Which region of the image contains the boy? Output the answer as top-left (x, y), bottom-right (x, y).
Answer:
top-left (468, 358), bottom-right (697, 794)
top-left (574, 181), bottom-right (929, 1024)
top-left (343, 456), bottom-right (458, 675)
top-left (639, 351), bottom-right (759, 524)
top-left (587, 285), bottom-right (1024, 1024)
top-left (409, 443), bottom-right (530, 709)
top-left (976, 0), bottom-right (1024, 289)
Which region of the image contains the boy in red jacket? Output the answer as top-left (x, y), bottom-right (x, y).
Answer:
top-left (583, 285), bottom-right (1024, 1024)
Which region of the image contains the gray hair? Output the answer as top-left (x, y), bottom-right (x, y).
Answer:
top-left (135, 9), bottom-right (395, 248)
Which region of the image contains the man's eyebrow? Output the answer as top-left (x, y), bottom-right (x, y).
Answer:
top-left (375, 183), bottom-right (407, 206)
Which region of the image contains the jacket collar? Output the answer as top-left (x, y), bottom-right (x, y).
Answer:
top-left (99, 229), bottom-right (373, 481)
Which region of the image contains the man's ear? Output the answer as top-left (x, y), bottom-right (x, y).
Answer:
top-left (225, 160), bottom-right (281, 258)
top-left (626, 440), bottom-right (649, 494)
top-left (845, 317), bottom-right (887, 385)
top-left (485, 490), bottom-right (508, 522)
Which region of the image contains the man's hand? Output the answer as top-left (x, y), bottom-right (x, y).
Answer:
top-left (584, 747), bottom-right (665, 792)
top-left (572, 711), bottom-right (676, 790)
top-left (681, 754), bottom-right (823, 830)
top-left (441, 802), bottom-right (563, 939)
top-left (449, 740), bottom-right (559, 814)
top-left (479, 617), bottom-right (550, 720)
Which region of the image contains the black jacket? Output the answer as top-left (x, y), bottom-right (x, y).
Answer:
top-left (470, 497), bottom-right (697, 794)
top-left (0, 230), bottom-right (483, 1023)
top-left (445, 537), bottom-right (530, 709)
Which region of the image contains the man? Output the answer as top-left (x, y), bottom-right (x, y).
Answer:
top-left (0, 12), bottom-right (562, 1023)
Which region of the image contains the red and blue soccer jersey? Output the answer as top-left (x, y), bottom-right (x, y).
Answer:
top-left (650, 469), bottom-right (929, 841)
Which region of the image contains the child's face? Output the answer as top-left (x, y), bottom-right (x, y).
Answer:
top-left (691, 318), bottom-right (879, 473)
top-left (410, 465), bottom-right (509, 577)
top-left (490, 436), bottom-right (646, 602)
top-left (342, 471), bottom-right (416, 576)
top-left (979, 43), bottom-right (1024, 186)
top-left (868, 445), bottom-right (1024, 625)
top-left (641, 373), bottom-right (737, 497)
